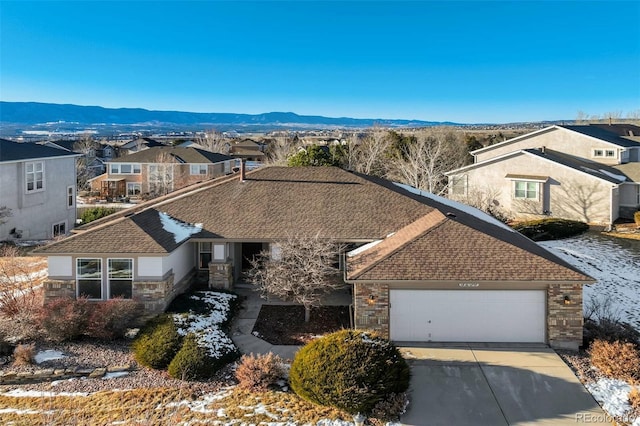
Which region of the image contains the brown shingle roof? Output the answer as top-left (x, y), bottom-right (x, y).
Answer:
top-left (111, 146), bottom-right (233, 164)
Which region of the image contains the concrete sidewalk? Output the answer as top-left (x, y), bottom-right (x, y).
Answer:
top-left (400, 344), bottom-right (610, 426)
top-left (229, 285), bottom-right (351, 361)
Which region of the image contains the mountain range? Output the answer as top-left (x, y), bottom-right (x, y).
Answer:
top-left (0, 101), bottom-right (456, 130)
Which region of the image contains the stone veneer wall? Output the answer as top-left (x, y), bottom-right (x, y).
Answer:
top-left (208, 261), bottom-right (233, 290)
top-left (547, 283), bottom-right (584, 350)
top-left (43, 279), bottom-right (76, 302)
top-left (353, 283), bottom-right (389, 337)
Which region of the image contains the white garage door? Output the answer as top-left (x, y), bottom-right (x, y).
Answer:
top-left (390, 290), bottom-right (546, 343)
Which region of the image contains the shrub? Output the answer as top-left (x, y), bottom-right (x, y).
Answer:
top-left (86, 298), bottom-right (142, 340)
top-left (629, 387), bottom-right (640, 408)
top-left (589, 340), bottom-right (640, 382)
top-left (235, 352), bottom-right (284, 392)
top-left (133, 315), bottom-right (182, 370)
top-left (583, 318), bottom-right (640, 349)
top-left (368, 393), bottom-right (410, 425)
top-left (512, 218), bottom-right (588, 241)
top-left (290, 329), bottom-right (410, 415)
top-left (12, 343), bottom-right (35, 366)
top-left (79, 207), bottom-right (118, 224)
top-left (167, 334), bottom-right (212, 380)
top-left (38, 297), bottom-right (91, 342)
top-left (635, 211), bottom-right (640, 227)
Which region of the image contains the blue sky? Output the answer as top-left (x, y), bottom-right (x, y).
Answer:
top-left (1, 1), bottom-right (639, 123)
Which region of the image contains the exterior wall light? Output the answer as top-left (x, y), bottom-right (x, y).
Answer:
top-left (563, 295), bottom-right (571, 305)
top-left (367, 294), bottom-right (377, 305)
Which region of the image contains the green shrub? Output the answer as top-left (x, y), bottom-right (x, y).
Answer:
top-left (167, 334), bottom-right (213, 380)
top-left (290, 329), bottom-right (410, 415)
top-left (79, 207), bottom-right (118, 224)
top-left (512, 218), bottom-right (588, 241)
top-left (133, 315), bottom-right (182, 370)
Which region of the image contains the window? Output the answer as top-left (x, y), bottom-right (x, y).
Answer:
top-left (77, 258), bottom-right (102, 299)
top-left (108, 259), bottom-right (133, 299)
top-left (127, 182), bottom-right (141, 196)
top-left (514, 181), bottom-right (538, 199)
top-left (53, 222), bottom-right (66, 237)
top-left (199, 242), bottom-right (212, 269)
top-left (109, 163), bottom-right (141, 174)
top-left (148, 164), bottom-right (172, 194)
top-left (593, 149), bottom-right (616, 158)
top-left (67, 186), bottom-right (75, 208)
top-left (190, 164), bottom-right (207, 175)
top-left (450, 175), bottom-right (467, 196)
top-left (26, 161), bottom-right (44, 192)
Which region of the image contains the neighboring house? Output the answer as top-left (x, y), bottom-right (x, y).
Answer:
top-left (446, 124), bottom-right (640, 225)
top-left (35, 166), bottom-right (593, 350)
top-left (117, 137), bottom-right (165, 155)
top-left (229, 139), bottom-right (266, 162)
top-left (0, 139), bottom-right (80, 240)
top-left (89, 146), bottom-right (235, 199)
top-left (43, 139), bottom-right (107, 177)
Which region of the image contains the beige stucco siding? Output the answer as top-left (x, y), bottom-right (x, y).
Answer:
top-left (451, 153), bottom-right (616, 224)
top-left (474, 128), bottom-right (624, 165)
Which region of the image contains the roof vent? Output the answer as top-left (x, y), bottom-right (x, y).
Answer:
top-left (446, 212), bottom-right (457, 219)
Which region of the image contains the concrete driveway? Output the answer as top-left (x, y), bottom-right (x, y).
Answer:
top-left (399, 344), bottom-right (609, 426)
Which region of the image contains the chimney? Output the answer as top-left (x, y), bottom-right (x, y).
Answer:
top-left (239, 159), bottom-right (246, 182)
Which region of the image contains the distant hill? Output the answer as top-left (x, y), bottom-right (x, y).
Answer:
top-left (0, 101), bottom-right (456, 128)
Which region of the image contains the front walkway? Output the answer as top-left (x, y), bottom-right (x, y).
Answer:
top-left (229, 284), bottom-right (352, 361)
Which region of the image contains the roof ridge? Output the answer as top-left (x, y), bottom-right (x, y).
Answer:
top-left (347, 210), bottom-right (447, 280)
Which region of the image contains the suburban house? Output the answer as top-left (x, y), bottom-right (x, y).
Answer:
top-left (445, 124), bottom-right (640, 225)
top-left (35, 166), bottom-right (593, 350)
top-left (229, 139), bottom-right (266, 163)
top-left (117, 137), bottom-right (165, 155)
top-left (0, 139), bottom-right (80, 241)
top-left (42, 139), bottom-right (114, 177)
top-left (89, 146), bottom-right (235, 199)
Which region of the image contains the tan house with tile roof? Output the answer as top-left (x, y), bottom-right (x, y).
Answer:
top-left (35, 166), bottom-right (593, 350)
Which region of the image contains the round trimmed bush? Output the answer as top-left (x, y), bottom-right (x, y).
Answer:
top-left (133, 315), bottom-right (182, 370)
top-left (167, 334), bottom-right (212, 380)
top-left (512, 218), bottom-right (588, 241)
top-left (290, 329), bottom-right (410, 414)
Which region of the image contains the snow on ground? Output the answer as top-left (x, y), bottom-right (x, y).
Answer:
top-left (172, 292), bottom-right (238, 358)
top-left (539, 233), bottom-right (640, 331)
top-left (34, 350), bottom-right (66, 364)
top-left (585, 378), bottom-right (636, 420)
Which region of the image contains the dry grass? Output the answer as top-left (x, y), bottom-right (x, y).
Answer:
top-left (589, 340), bottom-right (640, 383)
top-left (630, 387), bottom-right (640, 409)
top-left (0, 386), bottom-right (350, 424)
top-left (605, 231), bottom-right (640, 241)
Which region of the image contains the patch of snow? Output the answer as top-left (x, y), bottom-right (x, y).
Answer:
top-left (0, 408), bottom-right (54, 415)
top-left (1, 389), bottom-right (88, 397)
top-left (393, 182), bottom-right (514, 232)
top-left (173, 292), bottom-right (238, 358)
top-left (102, 371), bottom-right (129, 379)
top-left (539, 233), bottom-right (640, 331)
top-left (34, 349), bottom-right (66, 364)
top-left (159, 211), bottom-right (202, 243)
top-left (585, 378), bottom-right (632, 418)
top-left (598, 169), bottom-right (627, 182)
top-left (347, 239), bottom-right (383, 257)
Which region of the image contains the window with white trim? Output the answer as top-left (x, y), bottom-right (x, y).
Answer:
top-left (53, 222), bottom-right (66, 237)
top-left (605, 150), bottom-right (616, 158)
top-left (77, 258), bottom-right (102, 299)
top-left (514, 181), bottom-right (538, 199)
top-left (198, 242), bottom-right (212, 269)
top-left (190, 164), bottom-right (207, 175)
top-left (127, 182), bottom-right (141, 196)
top-left (108, 258), bottom-right (133, 299)
top-left (109, 163), bottom-right (141, 174)
top-left (593, 149), bottom-right (616, 158)
top-left (67, 186), bottom-right (75, 208)
top-left (25, 161), bottom-right (44, 192)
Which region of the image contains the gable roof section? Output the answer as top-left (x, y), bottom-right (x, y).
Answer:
top-left (0, 139), bottom-right (81, 163)
top-left (347, 190), bottom-right (592, 282)
top-left (613, 163), bottom-right (640, 183)
top-left (560, 125), bottom-right (640, 148)
top-left (110, 146), bottom-right (233, 164)
top-left (447, 148), bottom-right (628, 184)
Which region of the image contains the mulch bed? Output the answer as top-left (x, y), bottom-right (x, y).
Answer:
top-left (252, 305), bottom-right (351, 345)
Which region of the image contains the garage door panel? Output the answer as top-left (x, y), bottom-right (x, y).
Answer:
top-left (390, 290), bottom-right (545, 343)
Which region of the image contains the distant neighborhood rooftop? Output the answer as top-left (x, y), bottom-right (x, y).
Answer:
top-left (110, 146), bottom-right (234, 164)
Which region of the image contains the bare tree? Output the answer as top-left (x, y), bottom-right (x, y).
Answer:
top-left (148, 152), bottom-right (175, 197)
top-left (0, 245), bottom-right (44, 342)
top-left (248, 234), bottom-right (344, 322)
top-left (385, 128), bottom-right (468, 195)
top-left (197, 129), bottom-right (230, 154)
top-left (450, 184), bottom-right (511, 222)
top-left (350, 126), bottom-right (391, 175)
top-left (265, 132), bottom-right (295, 165)
top-left (73, 134), bottom-right (100, 190)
